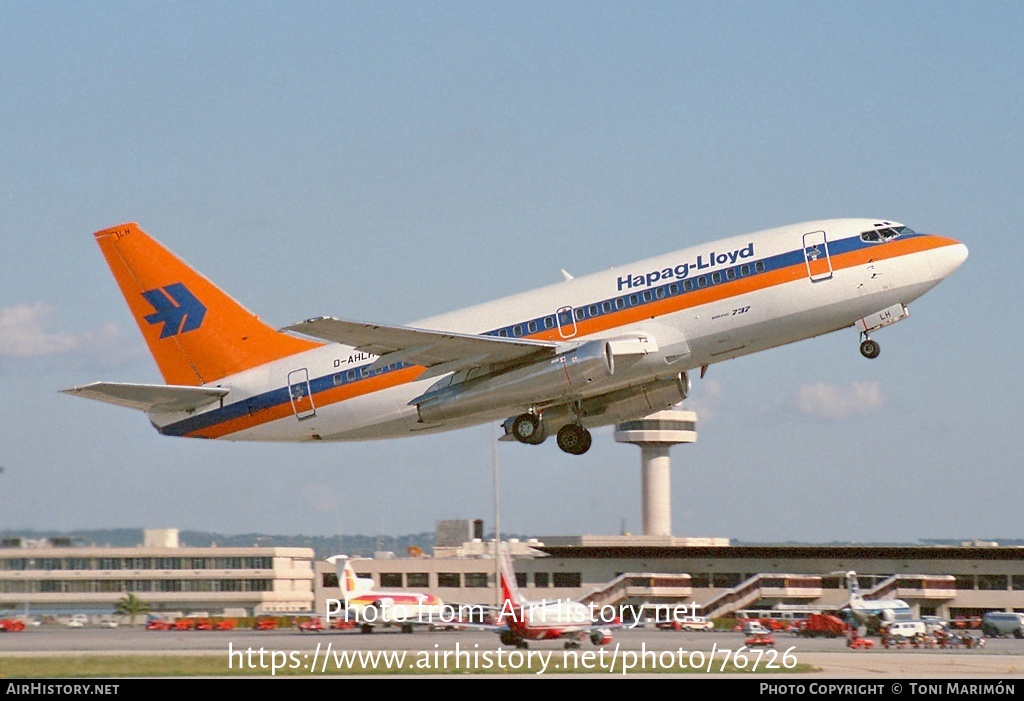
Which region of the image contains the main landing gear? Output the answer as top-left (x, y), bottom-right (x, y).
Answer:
top-left (556, 423), bottom-right (592, 455)
top-left (509, 410), bottom-right (593, 455)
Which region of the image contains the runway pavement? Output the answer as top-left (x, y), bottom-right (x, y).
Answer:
top-left (2, 626), bottom-right (1022, 679)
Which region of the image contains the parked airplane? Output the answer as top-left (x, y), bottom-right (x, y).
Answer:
top-left (470, 544), bottom-right (632, 649)
top-left (842, 571), bottom-right (913, 632)
top-left (62, 219), bottom-right (967, 455)
top-left (326, 555), bottom-right (449, 633)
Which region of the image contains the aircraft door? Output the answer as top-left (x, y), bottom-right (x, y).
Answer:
top-left (556, 305), bottom-right (578, 339)
top-left (802, 230), bottom-right (833, 281)
top-left (287, 368), bottom-right (316, 420)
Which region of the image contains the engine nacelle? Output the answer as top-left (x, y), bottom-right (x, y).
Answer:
top-left (579, 372), bottom-right (690, 427)
top-left (590, 628), bottom-right (613, 646)
top-left (416, 340), bottom-right (614, 424)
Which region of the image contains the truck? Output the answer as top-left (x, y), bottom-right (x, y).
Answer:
top-left (797, 613), bottom-right (849, 638)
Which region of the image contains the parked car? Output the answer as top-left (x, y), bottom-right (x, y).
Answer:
top-left (847, 635), bottom-right (873, 649)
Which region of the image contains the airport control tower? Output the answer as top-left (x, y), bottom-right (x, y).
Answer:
top-left (614, 408), bottom-right (697, 536)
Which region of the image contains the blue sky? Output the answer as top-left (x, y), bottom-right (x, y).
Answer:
top-left (2, 1), bottom-right (1022, 543)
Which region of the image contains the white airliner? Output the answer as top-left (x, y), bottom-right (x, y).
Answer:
top-left (62, 219), bottom-right (967, 455)
top-left (842, 571), bottom-right (913, 632)
top-left (326, 556), bottom-right (448, 633)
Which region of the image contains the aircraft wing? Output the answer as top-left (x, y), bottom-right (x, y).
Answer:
top-left (282, 316), bottom-right (559, 377)
top-left (60, 382), bottom-right (229, 413)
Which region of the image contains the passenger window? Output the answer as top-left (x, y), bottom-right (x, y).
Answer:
top-left (726, 268), bottom-right (736, 280)
top-left (589, 305), bottom-right (599, 317)
top-left (629, 294), bottom-right (639, 306)
top-left (697, 276), bottom-right (708, 288)
top-left (615, 298), bottom-right (625, 310)
top-left (712, 272), bottom-right (722, 284)
top-left (602, 301), bottom-right (612, 313)
top-left (642, 290), bottom-right (653, 302)
top-left (528, 320), bottom-right (538, 333)
top-left (498, 329), bottom-right (508, 337)
top-left (575, 308), bottom-right (586, 320)
top-left (741, 264), bottom-right (750, 276)
top-left (655, 287), bottom-right (666, 299)
top-left (544, 316), bottom-right (554, 329)
top-left (683, 280), bottom-right (693, 292)
top-left (346, 370), bottom-right (355, 381)
top-left (755, 261), bottom-right (765, 273)
top-left (669, 283), bottom-right (679, 295)
top-left (513, 325), bottom-right (522, 337)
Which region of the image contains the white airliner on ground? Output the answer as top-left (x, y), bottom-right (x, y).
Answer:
top-left (326, 556), bottom-right (448, 633)
top-left (842, 571), bottom-right (913, 632)
top-left (63, 219), bottom-right (967, 455)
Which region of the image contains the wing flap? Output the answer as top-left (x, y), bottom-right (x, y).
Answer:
top-left (282, 316), bottom-right (558, 371)
top-left (61, 382), bottom-right (229, 413)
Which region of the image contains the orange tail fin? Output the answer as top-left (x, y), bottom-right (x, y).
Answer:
top-left (95, 223), bottom-right (320, 386)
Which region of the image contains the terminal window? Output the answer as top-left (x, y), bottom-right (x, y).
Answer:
top-left (552, 572), bottom-right (581, 588)
top-left (534, 572), bottom-right (549, 587)
top-left (464, 573), bottom-right (488, 588)
top-left (406, 573), bottom-right (429, 588)
top-left (438, 573), bottom-right (461, 588)
top-left (380, 573), bottom-right (402, 588)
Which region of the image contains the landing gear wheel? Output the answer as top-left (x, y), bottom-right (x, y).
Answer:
top-left (860, 338), bottom-right (880, 359)
top-left (511, 413), bottom-right (540, 443)
top-left (557, 424), bottom-right (592, 455)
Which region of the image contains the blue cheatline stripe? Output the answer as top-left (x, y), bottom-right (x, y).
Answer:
top-left (158, 233), bottom-right (916, 437)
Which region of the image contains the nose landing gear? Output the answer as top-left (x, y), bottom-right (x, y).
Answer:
top-left (859, 334), bottom-right (880, 359)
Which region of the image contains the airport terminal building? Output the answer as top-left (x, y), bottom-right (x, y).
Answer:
top-left (2, 526), bottom-right (1022, 623)
top-left (312, 525), bottom-right (1024, 622)
top-left (0, 529), bottom-right (315, 618)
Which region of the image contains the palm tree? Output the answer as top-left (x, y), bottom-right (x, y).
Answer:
top-left (114, 593), bottom-right (150, 628)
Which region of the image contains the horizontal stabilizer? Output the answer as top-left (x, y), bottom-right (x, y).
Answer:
top-left (282, 316), bottom-right (558, 372)
top-left (60, 382), bottom-right (229, 413)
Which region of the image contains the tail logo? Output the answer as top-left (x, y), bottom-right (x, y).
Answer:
top-left (142, 283), bottom-right (207, 338)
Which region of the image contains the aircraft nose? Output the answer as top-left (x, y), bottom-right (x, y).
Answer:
top-left (931, 238), bottom-right (968, 281)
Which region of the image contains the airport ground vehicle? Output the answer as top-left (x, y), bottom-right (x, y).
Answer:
top-left (745, 632), bottom-right (775, 647)
top-left (253, 617), bottom-right (279, 630)
top-left (796, 613), bottom-right (849, 638)
top-left (847, 636), bottom-right (873, 649)
top-left (298, 618), bottom-right (325, 632)
top-left (950, 616), bottom-right (982, 630)
top-left (0, 619), bottom-right (26, 632)
top-left (981, 612), bottom-right (1024, 638)
top-left (882, 621), bottom-right (927, 639)
top-left (734, 609), bottom-right (817, 631)
top-left (145, 619), bottom-right (173, 631)
top-left (656, 616), bottom-right (714, 632)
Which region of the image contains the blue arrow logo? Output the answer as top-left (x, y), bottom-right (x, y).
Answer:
top-left (142, 283), bottom-right (207, 338)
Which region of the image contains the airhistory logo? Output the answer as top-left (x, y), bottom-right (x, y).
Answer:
top-left (142, 283), bottom-right (207, 338)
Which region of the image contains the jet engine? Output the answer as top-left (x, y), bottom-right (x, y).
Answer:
top-left (416, 340), bottom-right (614, 424)
top-left (590, 628), bottom-right (613, 646)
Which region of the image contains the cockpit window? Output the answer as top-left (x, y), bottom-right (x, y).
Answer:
top-left (860, 225), bottom-right (915, 243)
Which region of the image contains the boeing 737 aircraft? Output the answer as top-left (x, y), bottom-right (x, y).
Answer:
top-left (63, 219), bottom-right (966, 455)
